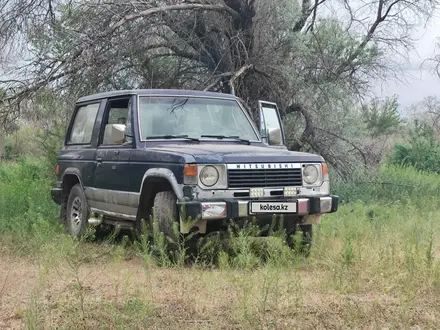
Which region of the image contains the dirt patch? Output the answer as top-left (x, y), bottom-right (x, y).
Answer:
top-left (0, 254), bottom-right (38, 330)
top-left (1, 251), bottom-right (439, 329)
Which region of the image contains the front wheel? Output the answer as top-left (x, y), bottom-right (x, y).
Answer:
top-left (153, 191), bottom-right (179, 242)
top-left (286, 224), bottom-right (313, 256)
top-left (66, 184), bottom-right (90, 238)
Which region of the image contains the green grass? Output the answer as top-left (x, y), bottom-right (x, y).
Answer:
top-left (2, 158), bottom-right (440, 329)
top-left (0, 158), bottom-right (62, 256)
top-left (332, 164), bottom-right (440, 204)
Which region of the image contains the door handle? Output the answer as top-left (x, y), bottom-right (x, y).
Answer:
top-left (96, 157), bottom-right (103, 162)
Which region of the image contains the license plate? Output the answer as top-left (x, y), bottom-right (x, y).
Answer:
top-left (249, 202), bottom-right (297, 214)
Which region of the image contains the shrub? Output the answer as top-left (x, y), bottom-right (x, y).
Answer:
top-left (388, 122), bottom-right (440, 174)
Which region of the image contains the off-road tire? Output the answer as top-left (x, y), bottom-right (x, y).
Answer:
top-left (286, 224), bottom-right (313, 257)
top-left (299, 224), bottom-right (313, 256)
top-left (66, 184), bottom-right (90, 238)
top-left (153, 191), bottom-right (179, 242)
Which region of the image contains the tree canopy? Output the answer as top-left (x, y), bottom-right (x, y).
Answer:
top-left (1, 0), bottom-right (439, 175)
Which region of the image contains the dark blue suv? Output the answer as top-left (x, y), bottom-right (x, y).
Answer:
top-left (51, 89), bottom-right (338, 248)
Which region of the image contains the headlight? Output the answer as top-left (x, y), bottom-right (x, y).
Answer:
top-left (303, 165), bottom-right (319, 184)
top-left (199, 166), bottom-right (219, 187)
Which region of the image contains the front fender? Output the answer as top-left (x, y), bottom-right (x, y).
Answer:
top-left (140, 168), bottom-right (184, 201)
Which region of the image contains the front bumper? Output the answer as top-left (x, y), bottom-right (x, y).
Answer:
top-left (177, 195), bottom-right (339, 221)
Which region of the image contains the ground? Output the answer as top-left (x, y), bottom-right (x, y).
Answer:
top-left (1, 241), bottom-right (440, 330)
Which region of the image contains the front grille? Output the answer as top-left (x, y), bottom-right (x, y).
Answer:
top-left (228, 168), bottom-right (303, 188)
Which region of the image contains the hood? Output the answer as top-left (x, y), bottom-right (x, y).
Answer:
top-left (149, 143), bottom-right (323, 163)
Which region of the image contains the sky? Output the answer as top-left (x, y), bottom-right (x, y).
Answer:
top-left (315, 0), bottom-right (440, 110)
top-left (370, 12), bottom-right (440, 109)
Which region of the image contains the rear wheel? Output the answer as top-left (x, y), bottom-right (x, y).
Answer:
top-left (66, 184), bottom-right (90, 238)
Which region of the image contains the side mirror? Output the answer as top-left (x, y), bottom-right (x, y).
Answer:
top-left (268, 128), bottom-right (282, 145)
top-left (110, 124), bottom-right (126, 144)
top-left (258, 101), bottom-right (285, 146)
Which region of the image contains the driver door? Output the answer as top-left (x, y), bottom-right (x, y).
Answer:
top-left (90, 96), bottom-right (137, 219)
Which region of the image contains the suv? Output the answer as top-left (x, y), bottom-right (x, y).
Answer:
top-left (51, 89), bottom-right (338, 248)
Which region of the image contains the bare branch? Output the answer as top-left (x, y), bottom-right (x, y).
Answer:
top-left (104, 2), bottom-right (239, 36)
top-left (293, 0), bottom-right (327, 32)
top-left (229, 64), bottom-right (253, 95)
top-left (335, 0), bottom-right (434, 77)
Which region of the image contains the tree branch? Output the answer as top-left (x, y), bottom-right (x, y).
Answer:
top-left (334, 0), bottom-right (402, 77)
top-left (285, 102), bottom-right (315, 150)
top-left (315, 127), bottom-right (367, 165)
top-left (229, 64), bottom-right (253, 95)
top-left (104, 2), bottom-right (239, 36)
top-left (292, 0), bottom-right (327, 33)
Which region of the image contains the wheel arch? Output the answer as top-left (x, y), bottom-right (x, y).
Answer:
top-left (62, 168), bottom-right (84, 194)
top-left (60, 168), bottom-right (84, 222)
top-left (137, 168), bottom-right (183, 220)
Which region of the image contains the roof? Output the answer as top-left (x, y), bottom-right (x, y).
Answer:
top-left (77, 89), bottom-right (236, 103)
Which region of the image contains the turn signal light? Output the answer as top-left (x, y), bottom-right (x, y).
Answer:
top-left (322, 163), bottom-right (329, 176)
top-left (55, 164), bottom-right (60, 176)
top-left (184, 164), bottom-right (198, 185)
top-left (184, 164), bottom-right (197, 177)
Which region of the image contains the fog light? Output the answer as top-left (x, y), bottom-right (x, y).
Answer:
top-left (249, 188), bottom-right (264, 198)
top-left (284, 186), bottom-right (297, 196)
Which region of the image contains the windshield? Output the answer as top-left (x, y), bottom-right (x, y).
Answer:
top-left (138, 96), bottom-right (259, 141)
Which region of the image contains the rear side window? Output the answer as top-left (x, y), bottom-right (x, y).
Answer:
top-left (68, 103), bottom-right (100, 144)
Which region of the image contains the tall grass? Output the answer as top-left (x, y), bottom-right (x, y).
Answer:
top-left (332, 164), bottom-right (440, 205)
top-left (0, 158), bottom-right (61, 255)
top-left (1, 158), bottom-right (440, 328)
top-left (1, 157), bottom-right (440, 262)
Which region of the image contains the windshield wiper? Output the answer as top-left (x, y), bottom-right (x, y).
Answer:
top-left (146, 135), bottom-right (199, 142)
top-left (201, 135), bottom-right (250, 144)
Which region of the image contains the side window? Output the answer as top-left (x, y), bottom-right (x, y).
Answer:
top-left (101, 98), bottom-right (132, 146)
top-left (68, 103), bottom-right (100, 144)
top-left (125, 99), bottom-right (133, 144)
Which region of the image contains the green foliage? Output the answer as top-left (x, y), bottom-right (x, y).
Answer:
top-left (1, 126), bottom-right (44, 160)
top-left (0, 88), bottom-right (68, 174)
top-left (36, 123), bottom-right (66, 180)
top-left (362, 96), bottom-right (402, 138)
top-left (0, 158), bottom-right (59, 242)
top-left (389, 122), bottom-right (440, 174)
top-left (308, 19), bottom-right (380, 67)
